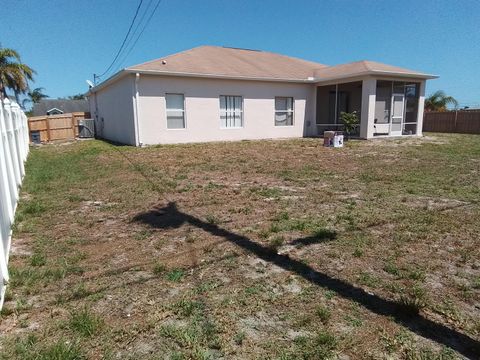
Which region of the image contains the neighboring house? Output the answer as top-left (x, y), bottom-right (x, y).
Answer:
top-left (88, 46), bottom-right (437, 146)
top-left (32, 99), bottom-right (89, 116)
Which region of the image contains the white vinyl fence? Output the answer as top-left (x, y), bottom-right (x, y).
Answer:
top-left (0, 99), bottom-right (29, 309)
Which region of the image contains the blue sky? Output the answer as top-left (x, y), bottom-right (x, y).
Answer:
top-left (3, 0), bottom-right (479, 107)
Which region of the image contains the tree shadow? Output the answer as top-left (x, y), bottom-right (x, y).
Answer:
top-left (133, 202), bottom-right (480, 359)
top-left (290, 229), bottom-right (337, 247)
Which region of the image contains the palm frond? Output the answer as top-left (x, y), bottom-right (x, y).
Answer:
top-left (0, 46), bottom-right (36, 99)
top-left (0, 48), bottom-right (21, 63)
top-left (425, 90), bottom-right (458, 111)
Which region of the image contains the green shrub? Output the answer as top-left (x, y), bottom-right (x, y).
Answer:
top-left (340, 111), bottom-right (359, 138)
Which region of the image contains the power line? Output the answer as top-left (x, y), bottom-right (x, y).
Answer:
top-left (96, 0), bottom-right (144, 80)
top-left (113, 0), bottom-right (156, 72)
top-left (113, 0), bottom-right (163, 72)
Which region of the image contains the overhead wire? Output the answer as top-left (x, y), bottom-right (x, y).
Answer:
top-left (113, 0), bottom-right (156, 72)
top-left (96, 0), bottom-right (145, 80)
top-left (113, 0), bottom-right (164, 73)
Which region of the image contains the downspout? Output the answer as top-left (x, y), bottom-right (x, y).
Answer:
top-left (133, 73), bottom-right (142, 146)
top-left (93, 92), bottom-right (99, 138)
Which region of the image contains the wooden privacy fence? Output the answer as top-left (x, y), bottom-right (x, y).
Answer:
top-left (28, 112), bottom-right (91, 143)
top-left (0, 99), bottom-right (29, 309)
top-left (423, 110), bottom-right (480, 134)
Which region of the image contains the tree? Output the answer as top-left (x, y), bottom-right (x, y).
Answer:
top-left (0, 45), bottom-right (36, 104)
top-left (22, 87), bottom-right (48, 108)
top-left (67, 93), bottom-right (86, 100)
top-left (425, 90), bottom-right (458, 112)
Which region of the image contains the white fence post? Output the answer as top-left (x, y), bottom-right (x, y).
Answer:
top-left (0, 108), bottom-right (12, 283)
top-left (4, 100), bottom-right (22, 186)
top-left (0, 99), bottom-right (29, 309)
top-left (11, 102), bottom-right (26, 178)
top-left (0, 101), bottom-right (17, 214)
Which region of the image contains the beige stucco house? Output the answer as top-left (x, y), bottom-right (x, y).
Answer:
top-left (88, 46), bottom-right (437, 146)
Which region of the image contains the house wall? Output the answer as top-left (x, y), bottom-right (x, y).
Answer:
top-left (136, 75), bottom-right (316, 145)
top-left (89, 75), bottom-right (137, 145)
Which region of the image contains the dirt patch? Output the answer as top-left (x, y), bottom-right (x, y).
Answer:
top-left (403, 195), bottom-right (469, 211)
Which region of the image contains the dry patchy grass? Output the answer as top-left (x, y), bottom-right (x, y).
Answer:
top-left (1, 133), bottom-right (479, 359)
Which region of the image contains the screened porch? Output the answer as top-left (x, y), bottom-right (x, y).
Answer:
top-left (315, 78), bottom-right (425, 139)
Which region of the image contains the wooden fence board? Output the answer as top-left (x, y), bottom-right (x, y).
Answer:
top-left (28, 112), bottom-right (90, 143)
top-left (423, 111), bottom-right (480, 134)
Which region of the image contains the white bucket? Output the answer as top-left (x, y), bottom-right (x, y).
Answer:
top-left (333, 135), bottom-right (344, 148)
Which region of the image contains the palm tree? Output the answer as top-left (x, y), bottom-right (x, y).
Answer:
top-left (22, 87), bottom-right (48, 108)
top-left (425, 90), bottom-right (458, 112)
top-left (0, 45), bottom-right (35, 104)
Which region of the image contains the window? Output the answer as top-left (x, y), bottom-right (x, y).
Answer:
top-left (166, 93), bottom-right (185, 129)
top-left (275, 97), bottom-right (294, 126)
top-left (220, 96), bottom-right (243, 128)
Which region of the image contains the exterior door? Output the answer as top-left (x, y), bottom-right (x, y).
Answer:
top-left (390, 94), bottom-right (405, 136)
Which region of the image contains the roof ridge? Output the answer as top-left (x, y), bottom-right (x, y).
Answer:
top-left (128, 45), bottom-right (211, 69)
top-left (361, 60), bottom-right (373, 71)
top-left (221, 46), bottom-right (262, 52)
top-left (128, 45), bottom-right (327, 70)
top-left (199, 45), bottom-right (327, 68)
top-left (317, 60), bottom-right (376, 71)
top-left (256, 48), bottom-right (327, 68)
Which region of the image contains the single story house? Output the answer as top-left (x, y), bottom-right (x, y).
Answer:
top-left (88, 46), bottom-right (437, 146)
top-left (32, 99), bottom-right (89, 116)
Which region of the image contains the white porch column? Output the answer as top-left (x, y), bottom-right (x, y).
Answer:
top-left (360, 78), bottom-right (377, 139)
top-left (416, 80), bottom-right (426, 136)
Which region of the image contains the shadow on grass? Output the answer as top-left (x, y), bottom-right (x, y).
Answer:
top-left (133, 202), bottom-right (480, 359)
top-left (290, 229), bottom-right (337, 247)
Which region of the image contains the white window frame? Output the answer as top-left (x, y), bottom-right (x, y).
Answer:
top-left (219, 95), bottom-right (243, 129)
top-left (274, 97), bottom-right (294, 127)
top-left (165, 93), bottom-right (186, 130)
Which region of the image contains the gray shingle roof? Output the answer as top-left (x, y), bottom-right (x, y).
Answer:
top-left (32, 99), bottom-right (89, 116)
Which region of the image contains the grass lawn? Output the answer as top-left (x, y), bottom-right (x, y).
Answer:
top-left (0, 133), bottom-right (479, 359)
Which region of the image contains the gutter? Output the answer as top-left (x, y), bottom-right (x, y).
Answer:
top-left (126, 68), bottom-right (316, 83)
top-left (88, 69), bottom-right (316, 94)
top-left (313, 70), bottom-right (438, 84)
top-left (89, 68), bottom-right (438, 94)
